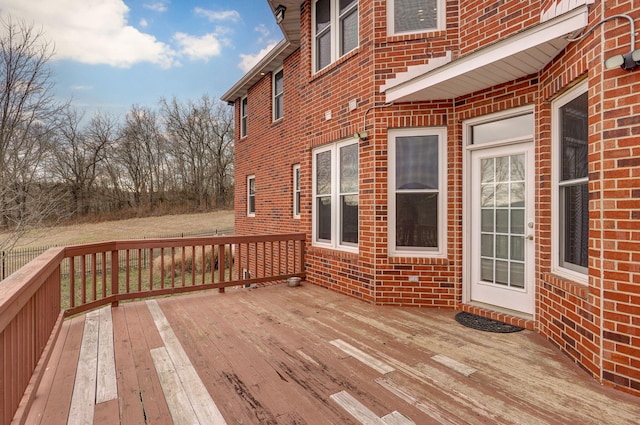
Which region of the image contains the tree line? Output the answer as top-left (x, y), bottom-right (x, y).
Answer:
top-left (0, 19), bottom-right (234, 251)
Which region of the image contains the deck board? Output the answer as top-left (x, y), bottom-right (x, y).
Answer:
top-left (23, 283), bottom-right (640, 425)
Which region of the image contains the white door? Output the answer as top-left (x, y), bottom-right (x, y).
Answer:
top-left (469, 142), bottom-right (535, 314)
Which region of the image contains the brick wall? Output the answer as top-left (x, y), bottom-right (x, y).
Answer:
top-left (231, 0), bottom-right (640, 397)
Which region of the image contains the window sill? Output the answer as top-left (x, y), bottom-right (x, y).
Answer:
top-left (310, 245), bottom-right (359, 259)
top-left (541, 272), bottom-right (589, 300)
top-left (386, 29), bottom-right (447, 43)
top-left (389, 255), bottom-right (450, 266)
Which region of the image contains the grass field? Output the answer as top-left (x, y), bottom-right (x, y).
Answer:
top-left (3, 210), bottom-right (235, 248)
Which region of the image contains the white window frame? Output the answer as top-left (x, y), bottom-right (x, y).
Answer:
top-left (293, 164), bottom-right (301, 219)
top-left (240, 96), bottom-right (248, 138)
top-left (388, 0), bottom-right (446, 36)
top-left (247, 175), bottom-right (255, 217)
top-left (388, 127), bottom-right (447, 258)
top-left (312, 139), bottom-right (359, 252)
top-left (273, 67), bottom-right (284, 121)
top-left (312, 0), bottom-right (359, 73)
top-left (552, 81), bottom-right (589, 284)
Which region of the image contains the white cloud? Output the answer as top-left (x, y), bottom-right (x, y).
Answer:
top-left (194, 7), bottom-right (240, 22)
top-left (0, 0), bottom-right (178, 68)
top-left (173, 33), bottom-right (222, 62)
top-left (238, 42), bottom-right (278, 73)
top-left (254, 24), bottom-right (270, 41)
top-left (70, 85), bottom-right (93, 91)
top-left (143, 1), bottom-right (168, 13)
top-left (139, 18), bottom-right (149, 28)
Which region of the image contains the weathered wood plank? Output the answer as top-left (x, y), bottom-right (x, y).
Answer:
top-left (430, 354), bottom-right (477, 377)
top-left (96, 307), bottom-right (117, 404)
top-left (111, 305), bottom-right (146, 425)
top-left (150, 347), bottom-right (200, 425)
top-left (125, 302), bottom-right (172, 425)
top-left (329, 339), bottom-right (395, 375)
top-left (146, 299), bottom-right (227, 425)
top-left (67, 311), bottom-right (99, 425)
top-left (330, 391), bottom-right (388, 424)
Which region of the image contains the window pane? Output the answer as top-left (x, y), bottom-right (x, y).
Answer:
top-left (394, 0), bottom-right (438, 33)
top-left (317, 31), bottom-right (331, 70)
top-left (560, 92), bottom-right (588, 181)
top-left (275, 97), bottom-right (283, 119)
top-left (472, 114), bottom-right (533, 144)
top-left (511, 262), bottom-right (525, 288)
top-left (316, 0), bottom-right (330, 32)
top-left (317, 196), bottom-right (331, 241)
top-left (295, 192), bottom-right (301, 215)
top-left (396, 193), bottom-right (438, 247)
top-left (341, 8), bottom-right (358, 55)
top-left (396, 135), bottom-right (438, 190)
top-left (340, 143), bottom-right (358, 193)
top-left (340, 0), bottom-right (357, 12)
top-left (341, 194), bottom-right (358, 244)
top-left (274, 70), bottom-right (283, 94)
top-left (316, 150), bottom-right (331, 195)
top-left (481, 258), bottom-right (493, 282)
top-left (248, 196), bottom-right (255, 213)
top-left (562, 183), bottom-right (589, 268)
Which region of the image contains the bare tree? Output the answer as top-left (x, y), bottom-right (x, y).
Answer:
top-left (0, 18), bottom-right (66, 250)
top-left (50, 109), bottom-right (109, 216)
top-left (160, 94), bottom-right (234, 209)
top-left (117, 105), bottom-right (168, 210)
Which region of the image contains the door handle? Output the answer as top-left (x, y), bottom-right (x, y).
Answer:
top-left (517, 234), bottom-right (533, 240)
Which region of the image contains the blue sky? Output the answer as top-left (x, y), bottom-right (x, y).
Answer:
top-left (0, 0), bottom-right (280, 118)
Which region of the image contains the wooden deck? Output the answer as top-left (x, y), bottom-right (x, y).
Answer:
top-left (24, 283), bottom-right (639, 425)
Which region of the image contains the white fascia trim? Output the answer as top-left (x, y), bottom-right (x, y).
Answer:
top-left (384, 5), bottom-right (589, 103)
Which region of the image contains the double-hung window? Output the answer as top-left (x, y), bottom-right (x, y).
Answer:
top-left (313, 0), bottom-right (359, 72)
top-left (293, 164), bottom-right (301, 219)
top-left (313, 140), bottom-right (358, 251)
top-left (247, 175), bottom-right (255, 217)
top-left (388, 0), bottom-right (445, 35)
top-left (240, 96), bottom-right (248, 137)
top-left (553, 82), bottom-right (588, 280)
top-left (389, 128), bottom-right (447, 256)
top-left (273, 68), bottom-right (284, 121)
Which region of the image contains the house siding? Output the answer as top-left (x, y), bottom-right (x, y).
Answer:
top-left (229, 0), bottom-right (640, 397)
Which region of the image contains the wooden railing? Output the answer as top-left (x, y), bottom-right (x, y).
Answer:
top-left (0, 233), bottom-right (305, 425)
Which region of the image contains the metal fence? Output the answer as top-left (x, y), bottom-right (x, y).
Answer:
top-left (0, 227), bottom-right (234, 282)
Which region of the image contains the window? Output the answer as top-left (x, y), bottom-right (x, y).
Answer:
top-left (388, 0), bottom-right (445, 35)
top-left (553, 82), bottom-right (588, 280)
top-left (273, 68), bottom-right (284, 121)
top-left (312, 140), bottom-right (358, 251)
top-left (293, 164), bottom-right (301, 219)
top-left (247, 175), bottom-right (255, 217)
top-left (389, 128), bottom-right (447, 256)
top-left (313, 0), bottom-right (359, 72)
top-left (240, 97), bottom-right (248, 137)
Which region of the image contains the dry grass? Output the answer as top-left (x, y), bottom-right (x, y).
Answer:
top-left (4, 210), bottom-right (234, 248)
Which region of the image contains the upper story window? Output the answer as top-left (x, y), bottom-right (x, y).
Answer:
top-left (273, 68), bottom-right (284, 121)
top-left (240, 96), bottom-right (248, 138)
top-left (293, 164), bottom-right (301, 219)
top-left (312, 139), bottom-right (358, 251)
top-left (552, 82), bottom-right (588, 282)
top-left (388, 127), bottom-right (447, 257)
top-left (388, 0), bottom-right (445, 36)
top-left (247, 175), bottom-right (255, 217)
top-left (313, 0), bottom-right (359, 72)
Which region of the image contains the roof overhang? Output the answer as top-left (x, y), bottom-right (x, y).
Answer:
top-left (221, 1), bottom-right (304, 104)
top-left (382, 5), bottom-right (590, 103)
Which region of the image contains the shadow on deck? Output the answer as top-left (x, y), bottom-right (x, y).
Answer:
top-left (24, 283), bottom-right (639, 425)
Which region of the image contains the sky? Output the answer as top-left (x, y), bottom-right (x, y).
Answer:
top-left (0, 0), bottom-right (281, 119)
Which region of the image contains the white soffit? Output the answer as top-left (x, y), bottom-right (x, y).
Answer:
top-left (383, 5), bottom-right (589, 103)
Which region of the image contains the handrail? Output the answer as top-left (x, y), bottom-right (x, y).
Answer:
top-left (0, 233), bottom-right (306, 425)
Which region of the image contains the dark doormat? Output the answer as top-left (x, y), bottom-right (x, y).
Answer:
top-left (455, 311), bottom-right (524, 333)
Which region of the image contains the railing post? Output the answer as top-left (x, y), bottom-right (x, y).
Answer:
top-left (111, 249), bottom-right (119, 308)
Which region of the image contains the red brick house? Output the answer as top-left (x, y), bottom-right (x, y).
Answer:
top-left (222, 0), bottom-right (640, 397)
